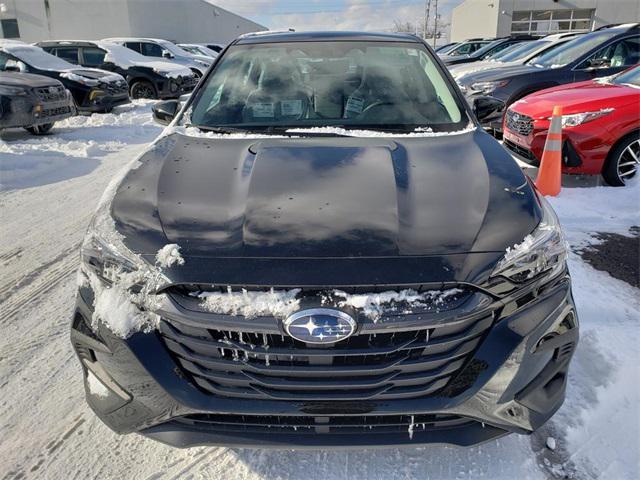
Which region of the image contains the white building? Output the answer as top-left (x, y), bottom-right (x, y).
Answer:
top-left (0, 0), bottom-right (267, 44)
top-left (450, 0), bottom-right (640, 41)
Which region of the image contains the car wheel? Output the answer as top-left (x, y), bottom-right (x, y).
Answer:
top-left (25, 123), bottom-right (54, 135)
top-left (603, 132), bottom-right (640, 186)
top-left (190, 69), bottom-right (203, 79)
top-left (130, 80), bottom-right (158, 100)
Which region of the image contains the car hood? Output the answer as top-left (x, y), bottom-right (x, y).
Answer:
top-left (61, 67), bottom-right (124, 83)
top-left (511, 80), bottom-right (639, 117)
top-left (457, 64), bottom-right (542, 85)
top-left (129, 60), bottom-right (192, 76)
top-left (450, 60), bottom-right (519, 80)
top-left (110, 130), bottom-right (540, 285)
top-left (0, 71), bottom-right (62, 88)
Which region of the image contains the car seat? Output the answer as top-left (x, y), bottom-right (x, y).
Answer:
top-left (242, 60), bottom-right (311, 123)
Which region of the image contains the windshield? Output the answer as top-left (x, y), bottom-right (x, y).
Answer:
top-left (180, 45), bottom-right (200, 55)
top-left (530, 30), bottom-right (621, 68)
top-left (7, 45), bottom-right (74, 70)
top-left (447, 41), bottom-right (489, 56)
top-left (158, 40), bottom-right (190, 57)
top-left (496, 40), bottom-right (546, 62)
top-left (613, 65), bottom-right (640, 86)
top-left (101, 43), bottom-right (150, 64)
top-left (189, 41), bottom-right (468, 133)
top-left (487, 42), bottom-right (525, 61)
top-left (471, 40), bottom-right (506, 58)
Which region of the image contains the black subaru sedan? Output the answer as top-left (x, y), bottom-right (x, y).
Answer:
top-left (72, 31), bottom-right (578, 448)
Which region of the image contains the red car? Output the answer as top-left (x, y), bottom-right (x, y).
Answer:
top-left (503, 65), bottom-right (640, 186)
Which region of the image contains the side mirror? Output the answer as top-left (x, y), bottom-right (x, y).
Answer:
top-left (473, 96), bottom-right (504, 122)
top-left (152, 100), bottom-right (180, 125)
top-left (162, 50), bottom-right (174, 59)
top-left (4, 64), bottom-right (20, 72)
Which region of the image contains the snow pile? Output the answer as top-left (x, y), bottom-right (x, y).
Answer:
top-left (198, 287), bottom-right (302, 319)
top-left (286, 124), bottom-right (476, 138)
top-left (155, 243), bottom-right (185, 268)
top-left (1, 101), bottom-right (161, 191)
top-left (86, 371), bottom-right (110, 398)
top-left (326, 288), bottom-right (464, 321)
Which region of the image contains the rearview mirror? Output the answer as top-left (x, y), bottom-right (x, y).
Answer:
top-left (473, 96), bottom-right (504, 122)
top-left (152, 100), bottom-right (180, 125)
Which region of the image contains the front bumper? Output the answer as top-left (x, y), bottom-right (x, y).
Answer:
top-left (0, 94), bottom-right (75, 129)
top-left (156, 76), bottom-right (198, 99)
top-left (503, 120), bottom-right (613, 175)
top-left (71, 271), bottom-right (578, 448)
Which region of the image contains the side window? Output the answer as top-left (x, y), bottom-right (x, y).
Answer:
top-left (0, 52), bottom-right (10, 69)
top-left (141, 42), bottom-right (163, 57)
top-left (55, 47), bottom-right (80, 64)
top-left (124, 42), bottom-right (141, 53)
top-left (579, 36), bottom-right (640, 69)
top-left (1, 55), bottom-right (27, 72)
top-left (456, 44), bottom-right (472, 55)
top-left (82, 47), bottom-right (107, 66)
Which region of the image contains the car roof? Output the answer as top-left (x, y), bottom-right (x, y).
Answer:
top-left (103, 37), bottom-right (171, 43)
top-left (37, 40), bottom-right (100, 47)
top-left (234, 31), bottom-right (421, 45)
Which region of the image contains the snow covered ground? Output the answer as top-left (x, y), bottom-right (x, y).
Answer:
top-left (0, 101), bottom-right (638, 479)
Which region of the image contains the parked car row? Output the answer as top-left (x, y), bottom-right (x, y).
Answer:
top-left (0, 37), bottom-right (223, 134)
top-left (445, 23), bottom-right (639, 186)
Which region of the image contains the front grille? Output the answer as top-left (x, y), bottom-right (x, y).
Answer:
top-left (505, 110), bottom-right (534, 136)
top-left (159, 304), bottom-right (494, 401)
top-left (175, 413), bottom-right (475, 435)
top-left (504, 138), bottom-right (539, 164)
top-left (34, 85), bottom-right (66, 102)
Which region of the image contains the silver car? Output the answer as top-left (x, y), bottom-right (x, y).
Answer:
top-left (104, 37), bottom-right (213, 77)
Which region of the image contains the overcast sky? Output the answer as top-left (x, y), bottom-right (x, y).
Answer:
top-left (213, 0), bottom-right (465, 33)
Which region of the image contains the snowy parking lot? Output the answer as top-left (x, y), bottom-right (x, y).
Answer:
top-left (0, 101), bottom-right (638, 479)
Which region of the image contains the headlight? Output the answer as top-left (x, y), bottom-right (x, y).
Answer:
top-left (491, 197), bottom-right (567, 283)
top-left (560, 108), bottom-right (614, 128)
top-left (470, 80), bottom-right (509, 95)
top-left (80, 163), bottom-right (166, 294)
top-left (0, 85), bottom-right (28, 96)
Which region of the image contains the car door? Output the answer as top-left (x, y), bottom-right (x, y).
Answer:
top-left (573, 35), bottom-right (640, 82)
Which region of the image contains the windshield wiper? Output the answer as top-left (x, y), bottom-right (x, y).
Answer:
top-left (189, 125), bottom-right (255, 134)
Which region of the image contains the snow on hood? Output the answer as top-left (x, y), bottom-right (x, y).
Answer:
top-left (195, 287), bottom-right (464, 322)
top-left (285, 125), bottom-right (477, 138)
top-left (155, 243), bottom-right (185, 267)
top-left (198, 288), bottom-right (302, 319)
top-left (60, 69), bottom-right (125, 85)
top-left (326, 288), bottom-right (465, 321)
top-left (93, 42), bottom-right (193, 77)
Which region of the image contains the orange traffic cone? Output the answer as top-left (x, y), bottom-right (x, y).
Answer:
top-left (535, 105), bottom-right (563, 196)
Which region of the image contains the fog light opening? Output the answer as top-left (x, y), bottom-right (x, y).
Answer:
top-left (82, 359), bottom-right (131, 402)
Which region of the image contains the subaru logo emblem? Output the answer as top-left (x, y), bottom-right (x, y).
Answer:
top-left (284, 308), bottom-right (356, 344)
